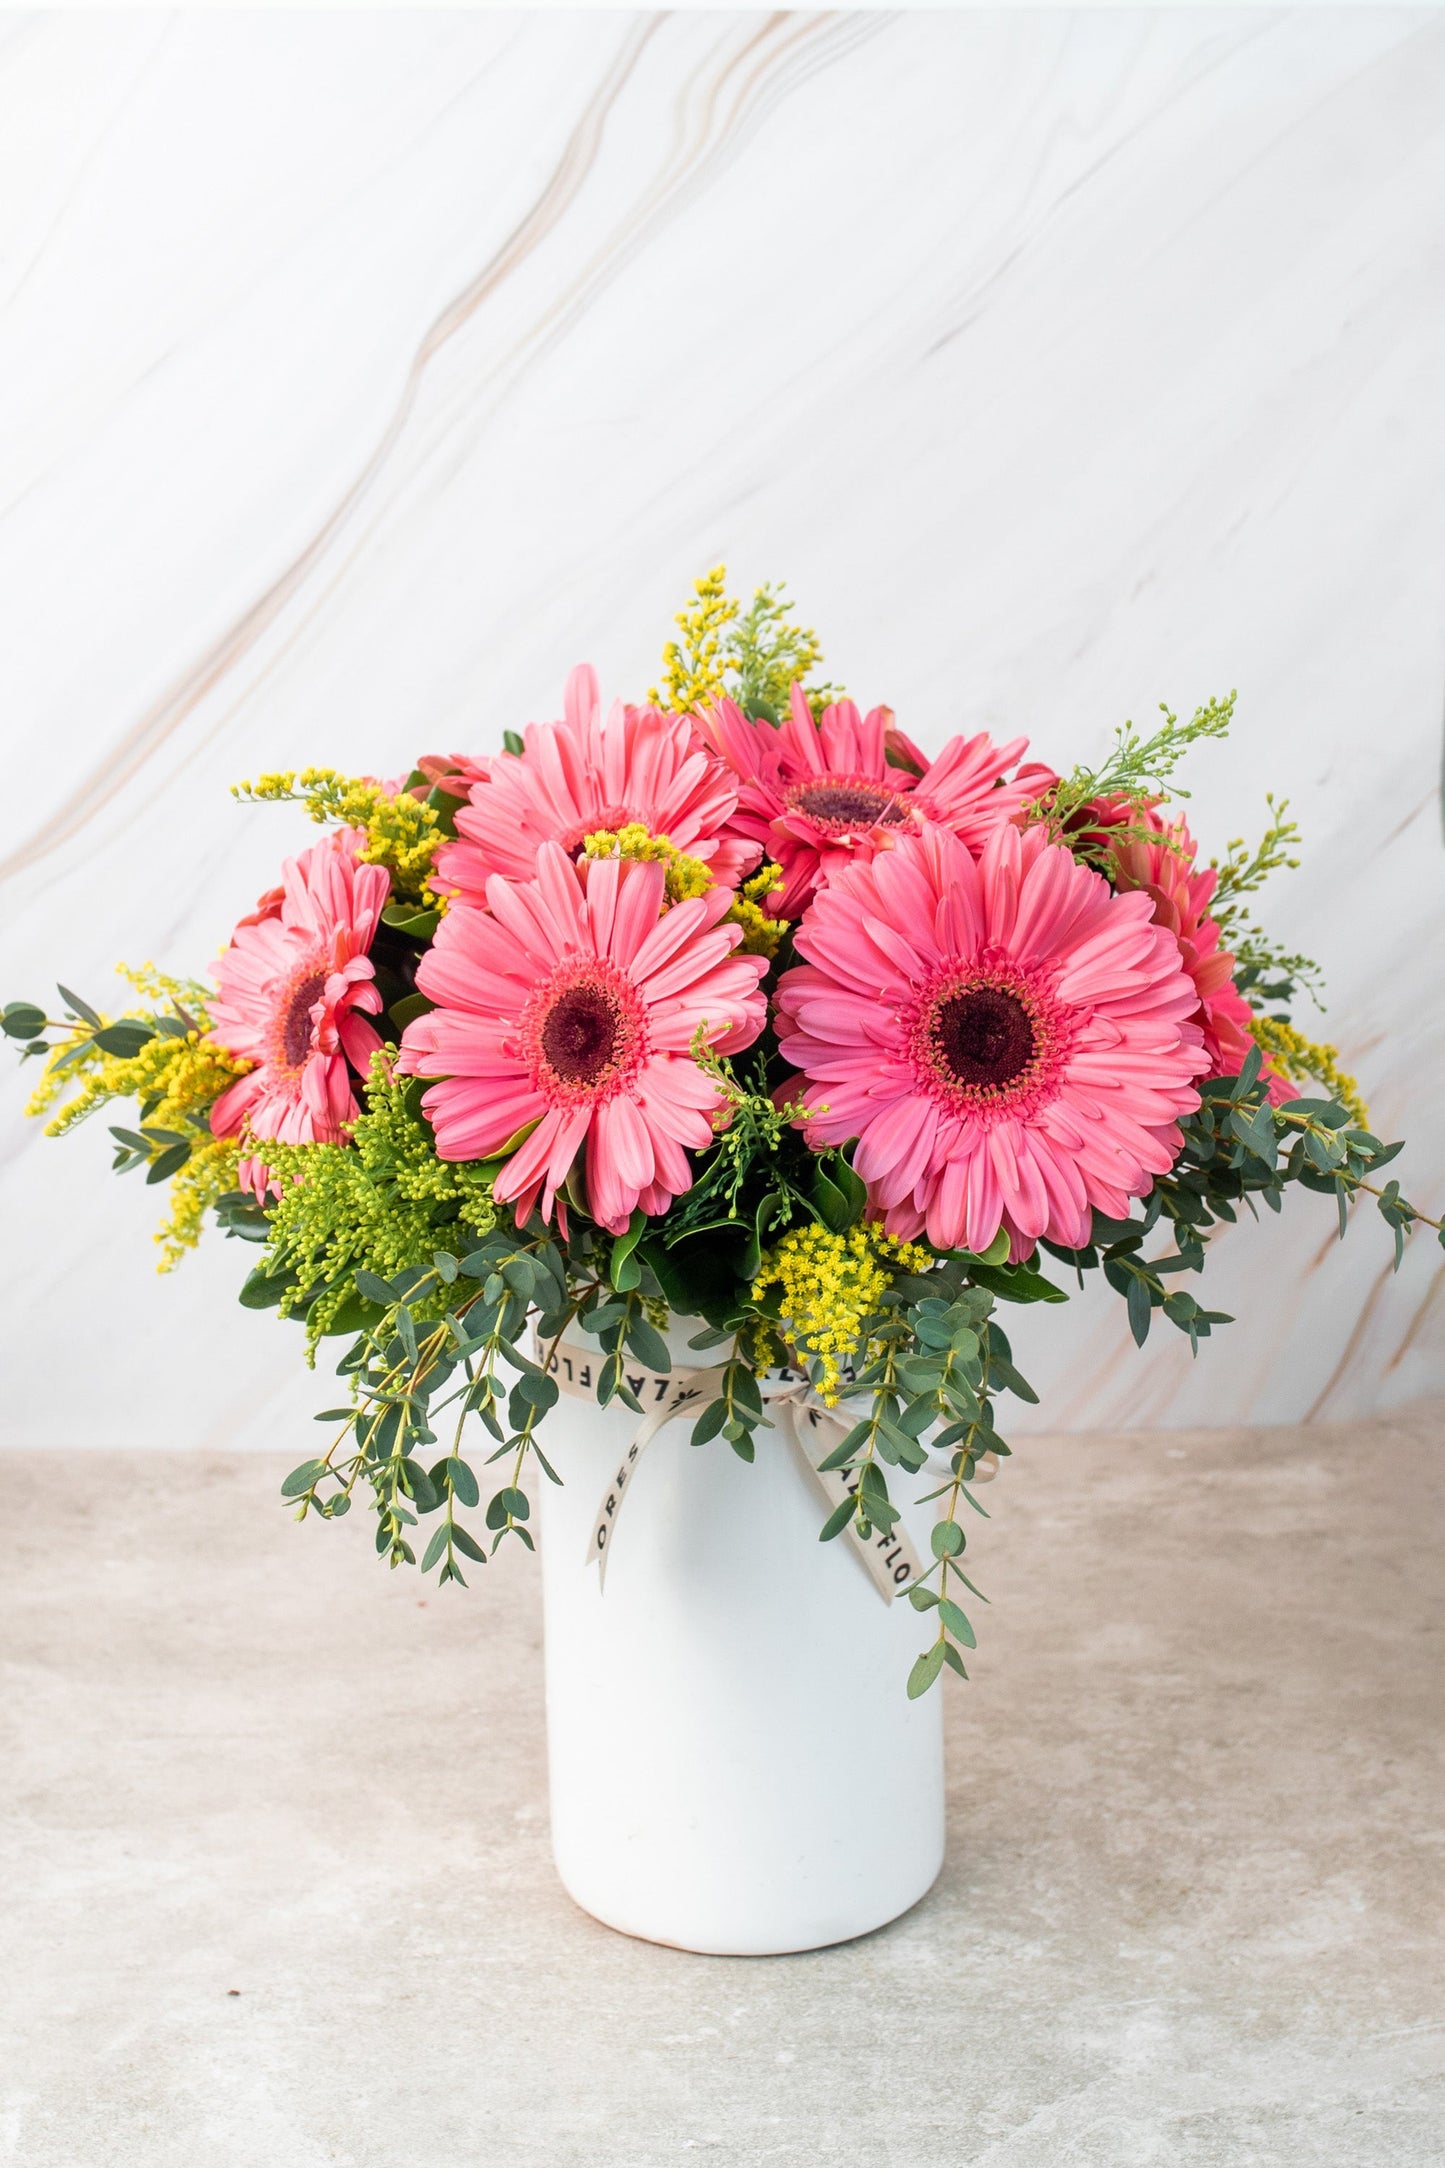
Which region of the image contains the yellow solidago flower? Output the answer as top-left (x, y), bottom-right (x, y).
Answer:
top-left (752, 1222), bottom-right (934, 1401)
top-left (1250, 1016), bottom-right (1369, 1128)
top-left (24, 966), bottom-right (255, 1270)
top-left (649, 564), bottom-right (739, 713)
top-left (583, 829), bottom-right (790, 959)
top-left (581, 824), bottom-right (715, 904)
top-left (156, 1137), bottom-right (245, 1270)
top-left (231, 768), bottom-right (442, 906)
top-left (728, 860), bottom-right (789, 958)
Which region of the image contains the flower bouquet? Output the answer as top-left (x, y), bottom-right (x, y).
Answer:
top-left (7, 569), bottom-right (1435, 1952)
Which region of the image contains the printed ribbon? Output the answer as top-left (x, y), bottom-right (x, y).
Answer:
top-left (542, 1336), bottom-right (942, 1601)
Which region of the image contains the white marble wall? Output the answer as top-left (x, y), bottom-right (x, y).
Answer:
top-left (2, 9), bottom-right (1442, 1449)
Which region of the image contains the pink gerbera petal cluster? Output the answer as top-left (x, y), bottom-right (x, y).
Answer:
top-left (435, 665), bottom-right (755, 905)
top-left (692, 683), bottom-right (1039, 919)
top-left (775, 822), bottom-right (1210, 1258)
top-left (1100, 803), bottom-right (1283, 1090)
top-left (399, 843), bottom-right (768, 1234)
top-left (208, 828), bottom-right (390, 1186)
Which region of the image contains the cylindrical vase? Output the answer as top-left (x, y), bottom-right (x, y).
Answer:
top-left (537, 1316), bottom-right (945, 1955)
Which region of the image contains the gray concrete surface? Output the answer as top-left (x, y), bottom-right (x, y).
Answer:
top-left (3, 1407), bottom-right (1442, 2167)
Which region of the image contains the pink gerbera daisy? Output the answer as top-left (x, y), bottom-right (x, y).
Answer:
top-left (209, 828), bottom-right (390, 1184)
top-left (399, 843), bottom-right (768, 1234)
top-left (433, 665), bottom-right (755, 905)
top-left (692, 683), bottom-right (1040, 919)
top-left (1100, 803), bottom-right (1278, 1087)
top-left (774, 823), bottom-right (1210, 1258)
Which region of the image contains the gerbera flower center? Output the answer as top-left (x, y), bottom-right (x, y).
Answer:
top-left (278, 969), bottom-right (328, 1070)
top-left (906, 954), bottom-right (1073, 1124)
top-left (540, 985), bottom-right (624, 1085)
top-left (786, 775), bottom-right (908, 834)
top-left (932, 987), bottom-right (1035, 1089)
top-left (522, 960), bottom-right (649, 1106)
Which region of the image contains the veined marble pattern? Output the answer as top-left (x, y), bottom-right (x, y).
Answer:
top-left (1, 9), bottom-right (1441, 1450)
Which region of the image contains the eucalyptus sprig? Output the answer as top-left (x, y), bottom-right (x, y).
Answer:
top-left (1043, 1043), bottom-right (1442, 1348)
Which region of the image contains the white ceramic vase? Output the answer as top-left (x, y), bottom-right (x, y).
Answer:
top-left (537, 1315), bottom-right (946, 1955)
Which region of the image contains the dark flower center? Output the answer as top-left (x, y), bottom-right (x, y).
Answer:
top-left (541, 985), bottom-right (624, 1086)
top-left (790, 778), bottom-right (906, 830)
top-left (281, 971), bottom-right (328, 1069)
top-left (932, 987), bottom-right (1035, 1089)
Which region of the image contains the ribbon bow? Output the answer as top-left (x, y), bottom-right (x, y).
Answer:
top-left (542, 1337), bottom-right (954, 1601)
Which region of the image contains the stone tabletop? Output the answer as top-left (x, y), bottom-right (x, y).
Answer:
top-left (4, 1405), bottom-right (1442, 2166)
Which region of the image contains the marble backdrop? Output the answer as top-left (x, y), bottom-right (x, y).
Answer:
top-left (2, 8), bottom-right (1442, 1450)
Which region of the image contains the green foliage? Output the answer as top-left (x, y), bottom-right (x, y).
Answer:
top-left (9, 976), bottom-right (255, 1265)
top-left (1207, 795), bottom-right (1322, 1013)
top-left (651, 565), bottom-right (840, 722)
top-left (796, 1258), bottom-right (1038, 1698)
top-left (258, 1054), bottom-right (498, 1350)
top-left (1210, 794), bottom-right (1300, 924)
top-left (1037, 694), bottom-right (1236, 856)
top-left (727, 580), bottom-right (841, 724)
top-left (1041, 1042), bottom-right (1442, 1346)
top-left (1224, 923), bottom-right (1324, 1014)
top-left (278, 1226), bottom-right (575, 1582)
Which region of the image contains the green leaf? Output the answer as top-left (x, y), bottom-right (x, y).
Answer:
top-left (92, 1021), bottom-right (156, 1058)
top-left (818, 1495), bottom-right (857, 1543)
top-left (281, 1459), bottom-right (325, 1498)
top-left (815, 1419), bottom-right (870, 1472)
top-left (447, 1457), bottom-right (479, 1508)
top-left (809, 1164), bottom-right (855, 1234)
top-left (513, 1370), bottom-right (559, 1414)
top-left (400, 1458), bottom-right (439, 1512)
top-left (389, 991), bottom-right (435, 1029)
top-left (937, 1597), bottom-right (977, 1649)
top-left (380, 904), bottom-right (440, 939)
top-left (0, 1002), bottom-right (46, 1040)
top-left (963, 1228), bottom-right (1012, 1268)
top-left (486, 1486), bottom-right (529, 1529)
top-left (420, 1525), bottom-right (451, 1573)
top-left (56, 984), bottom-right (102, 1027)
top-left (907, 1645), bottom-right (946, 1699)
top-left (145, 1141), bottom-right (190, 1183)
top-left (624, 1315), bottom-right (671, 1374)
top-left (450, 1523), bottom-right (487, 1563)
top-left (239, 1265), bottom-right (294, 1311)
top-left (1126, 1274), bottom-right (1152, 1347)
top-left (353, 1269), bottom-right (397, 1305)
top-left (931, 1520), bottom-right (964, 1559)
top-left (894, 1398), bottom-right (936, 1439)
top-left (690, 1398), bottom-right (728, 1447)
top-left (610, 1210), bottom-right (646, 1294)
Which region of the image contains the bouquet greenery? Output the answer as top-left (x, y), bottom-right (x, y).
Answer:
top-left (7, 570), bottom-right (1435, 1696)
